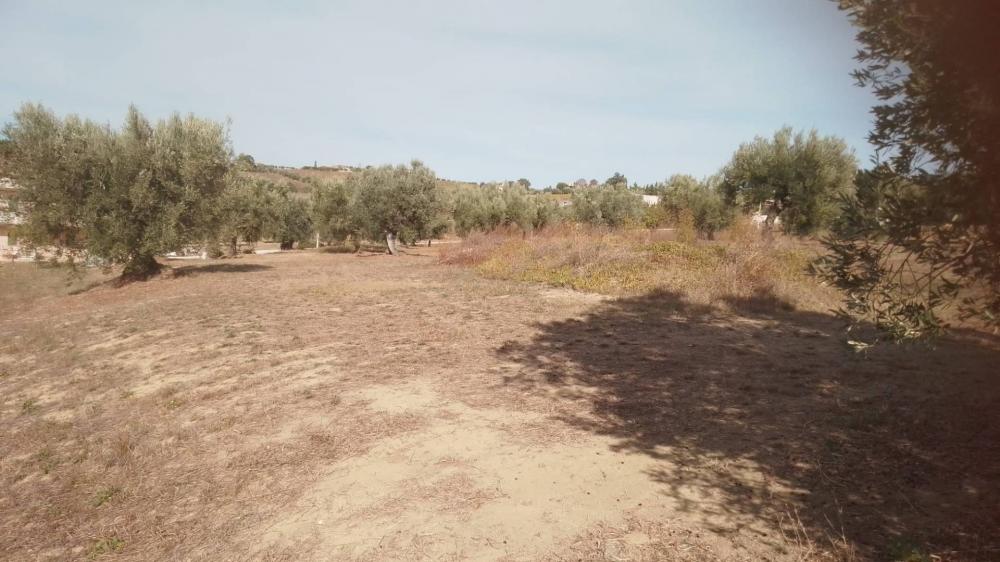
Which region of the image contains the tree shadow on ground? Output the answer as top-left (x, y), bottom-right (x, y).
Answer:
top-left (66, 276), bottom-right (117, 295)
top-left (497, 290), bottom-right (1000, 560)
top-left (170, 263), bottom-right (273, 278)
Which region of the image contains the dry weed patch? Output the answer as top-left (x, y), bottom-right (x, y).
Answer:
top-left (440, 223), bottom-right (836, 312)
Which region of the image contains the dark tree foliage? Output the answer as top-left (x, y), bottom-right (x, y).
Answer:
top-left (234, 153), bottom-right (256, 171)
top-left (605, 172), bottom-right (628, 188)
top-left (819, 1), bottom-right (1000, 338)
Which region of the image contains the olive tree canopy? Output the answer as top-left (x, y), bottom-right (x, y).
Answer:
top-left (721, 127), bottom-right (857, 235)
top-left (351, 160), bottom-right (441, 254)
top-left (571, 185), bottom-right (645, 228)
top-left (819, 1), bottom-right (1000, 338)
top-left (658, 174), bottom-right (734, 239)
top-left (3, 103), bottom-right (231, 278)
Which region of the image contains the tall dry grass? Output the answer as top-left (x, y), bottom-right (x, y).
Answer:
top-left (440, 221), bottom-right (838, 313)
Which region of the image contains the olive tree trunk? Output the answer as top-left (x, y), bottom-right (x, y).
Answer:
top-left (386, 232), bottom-right (399, 255)
top-left (121, 253), bottom-right (161, 281)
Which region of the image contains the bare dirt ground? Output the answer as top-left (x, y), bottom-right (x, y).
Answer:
top-left (1, 249), bottom-right (998, 561)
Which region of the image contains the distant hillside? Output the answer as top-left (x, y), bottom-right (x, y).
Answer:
top-left (244, 163), bottom-right (480, 195)
top-left (242, 165), bottom-right (353, 194)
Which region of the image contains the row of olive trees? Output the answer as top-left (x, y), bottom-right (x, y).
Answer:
top-left (513, 127), bottom-right (859, 240)
top-left (440, 124), bottom-right (859, 238)
top-left (571, 184), bottom-right (646, 227)
top-left (451, 183), bottom-right (561, 235)
top-left (311, 160), bottom-right (446, 254)
top-left (210, 162), bottom-right (447, 257)
top-left (1, 104), bottom-right (449, 276)
top-left (216, 177), bottom-right (313, 254)
top-left (450, 181), bottom-right (650, 233)
top-left (3, 102), bottom-right (861, 272)
top-left (313, 173), bottom-right (648, 246)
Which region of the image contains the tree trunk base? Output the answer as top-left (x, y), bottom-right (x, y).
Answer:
top-left (386, 233), bottom-right (398, 255)
top-left (118, 255), bottom-right (162, 283)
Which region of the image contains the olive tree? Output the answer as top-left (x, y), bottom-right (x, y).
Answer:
top-left (571, 185), bottom-right (645, 227)
top-left (311, 180), bottom-right (357, 245)
top-left (2, 103), bottom-right (231, 278)
top-left (658, 174), bottom-right (734, 239)
top-left (452, 183), bottom-right (563, 236)
top-left (531, 195), bottom-right (563, 230)
top-left (216, 176), bottom-right (280, 255)
top-left (351, 160), bottom-right (440, 254)
top-left (270, 194), bottom-right (313, 250)
top-left (721, 127), bottom-right (857, 234)
top-left (234, 153), bottom-right (256, 171)
top-left (452, 188), bottom-right (492, 236)
top-left (818, 1), bottom-right (1000, 338)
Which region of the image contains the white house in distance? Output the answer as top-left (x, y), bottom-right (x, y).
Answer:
top-left (0, 178), bottom-right (21, 252)
top-left (641, 194), bottom-right (660, 206)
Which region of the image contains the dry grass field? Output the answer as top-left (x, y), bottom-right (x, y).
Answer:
top-left (2, 244), bottom-right (999, 561)
top-left (439, 224), bottom-right (837, 310)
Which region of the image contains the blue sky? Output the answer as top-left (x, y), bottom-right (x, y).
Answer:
top-left (1, 0), bottom-right (876, 186)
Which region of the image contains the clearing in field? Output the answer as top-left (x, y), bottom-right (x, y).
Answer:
top-left (1, 246), bottom-right (998, 561)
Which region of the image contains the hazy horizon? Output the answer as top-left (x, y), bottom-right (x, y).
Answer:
top-left (1, 0), bottom-right (877, 186)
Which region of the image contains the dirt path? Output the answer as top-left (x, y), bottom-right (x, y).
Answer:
top-left (1, 250), bottom-right (998, 561)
